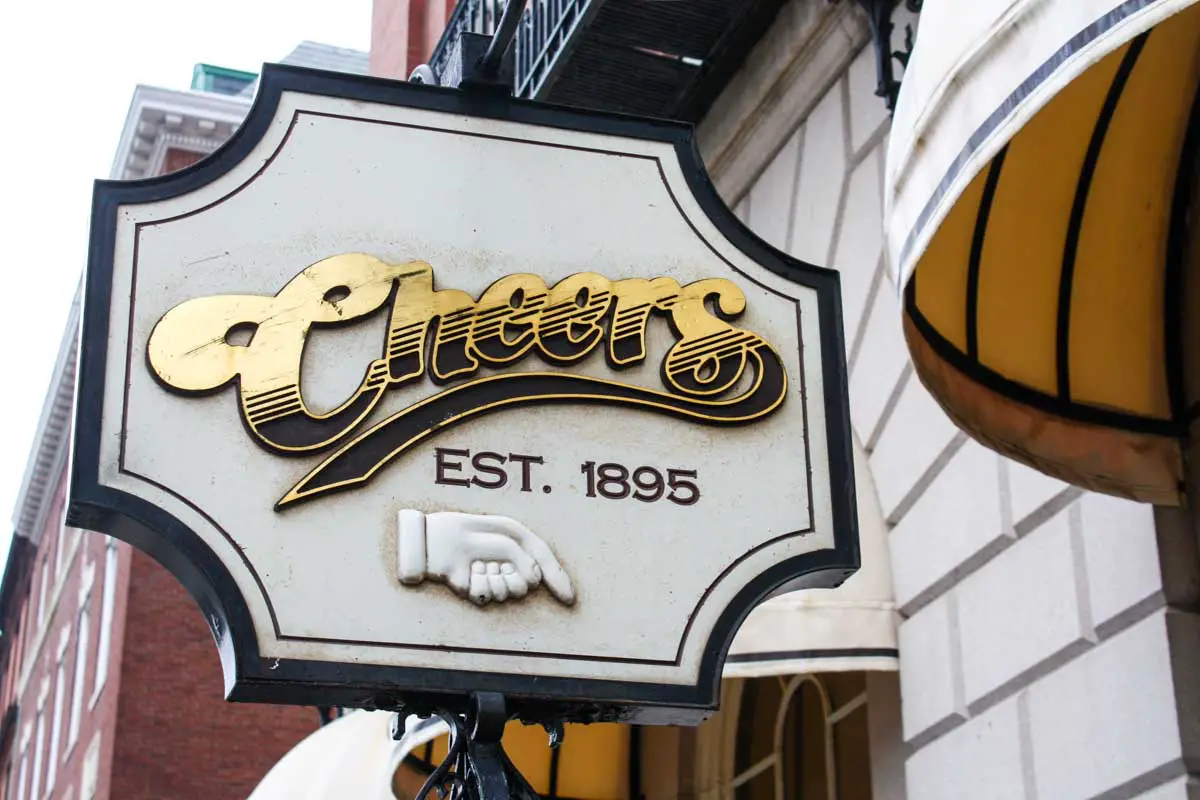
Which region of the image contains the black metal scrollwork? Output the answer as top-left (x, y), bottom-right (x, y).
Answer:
top-left (850, 0), bottom-right (923, 113)
top-left (414, 693), bottom-right (546, 800)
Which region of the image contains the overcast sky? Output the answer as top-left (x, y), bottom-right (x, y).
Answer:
top-left (0, 1), bottom-right (373, 558)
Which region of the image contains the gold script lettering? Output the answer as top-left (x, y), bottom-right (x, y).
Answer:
top-left (147, 253), bottom-right (789, 505)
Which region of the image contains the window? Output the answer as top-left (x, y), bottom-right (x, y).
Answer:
top-left (80, 734), bottom-right (101, 800)
top-left (47, 644), bottom-right (68, 792)
top-left (36, 562), bottom-right (48, 628)
top-left (12, 726), bottom-right (30, 800)
top-left (90, 540), bottom-right (118, 707)
top-left (28, 711), bottom-right (43, 800)
top-left (697, 674), bottom-right (873, 800)
top-left (14, 747), bottom-right (27, 800)
top-left (55, 504), bottom-right (65, 578)
top-left (55, 500), bottom-right (75, 579)
top-left (16, 606), bottom-right (29, 675)
top-left (67, 605), bottom-right (89, 752)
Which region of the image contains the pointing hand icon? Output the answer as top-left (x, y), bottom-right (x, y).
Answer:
top-left (397, 510), bottom-right (575, 606)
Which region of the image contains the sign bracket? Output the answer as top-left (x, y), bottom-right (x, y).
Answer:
top-left (410, 0), bottom-right (524, 92)
top-left (405, 692), bottom-right (550, 800)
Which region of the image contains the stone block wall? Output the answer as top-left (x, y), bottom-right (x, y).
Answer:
top-left (713, 21), bottom-right (1200, 798)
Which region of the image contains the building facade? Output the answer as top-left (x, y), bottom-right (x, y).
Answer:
top-left (0, 46), bottom-right (373, 800)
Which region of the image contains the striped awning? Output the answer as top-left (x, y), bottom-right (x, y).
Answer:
top-left (886, 0), bottom-right (1200, 505)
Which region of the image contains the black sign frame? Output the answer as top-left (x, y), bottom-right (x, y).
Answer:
top-left (69, 64), bottom-right (858, 724)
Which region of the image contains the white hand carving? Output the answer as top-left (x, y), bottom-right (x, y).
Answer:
top-left (397, 510), bottom-right (575, 606)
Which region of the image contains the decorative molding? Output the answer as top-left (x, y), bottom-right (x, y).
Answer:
top-left (109, 85), bottom-right (248, 181)
top-left (12, 288), bottom-right (79, 546)
top-left (695, 0), bottom-right (869, 204)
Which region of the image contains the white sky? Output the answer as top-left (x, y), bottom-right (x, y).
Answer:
top-left (0, 1), bottom-right (373, 560)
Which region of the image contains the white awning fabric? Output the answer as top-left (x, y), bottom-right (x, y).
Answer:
top-left (247, 710), bottom-right (399, 800)
top-left (887, 0), bottom-right (1199, 293)
top-left (723, 437), bottom-right (899, 678)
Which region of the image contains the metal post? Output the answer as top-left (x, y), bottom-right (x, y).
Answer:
top-left (477, 0), bottom-right (526, 81)
top-left (410, 0), bottom-right (526, 92)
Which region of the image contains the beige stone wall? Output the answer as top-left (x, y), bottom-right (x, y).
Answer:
top-left (703, 2), bottom-right (1200, 797)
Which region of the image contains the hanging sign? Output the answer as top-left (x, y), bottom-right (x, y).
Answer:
top-left (69, 65), bottom-right (857, 723)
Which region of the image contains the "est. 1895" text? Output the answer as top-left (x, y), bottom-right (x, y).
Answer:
top-left (433, 448), bottom-right (700, 506)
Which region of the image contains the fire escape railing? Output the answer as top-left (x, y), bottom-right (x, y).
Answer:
top-left (513, 0), bottom-right (593, 99)
top-left (429, 0), bottom-right (507, 84)
top-left (425, 0), bottom-right (917, 117)
top-left (428, 0), bottom-right (597, 99)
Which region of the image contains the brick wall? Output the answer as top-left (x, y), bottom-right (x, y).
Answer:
top-left (370, 0), bottom-right (412, 79)
top-left (108, 550), bottom-right (316, 800)
top-left (369, 0), bottom-right (452, 80)
top-left (3, 473), bottom-right (123, 800)
top-left (712, 2), bottom-right (1200, 795)
top-left (161, 148), bottom-right (204, 175)
top-left (1, 476), bottom-right (320, 800)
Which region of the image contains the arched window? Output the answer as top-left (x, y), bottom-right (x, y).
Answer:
top-left (702, 674), bottom-right (873, 800)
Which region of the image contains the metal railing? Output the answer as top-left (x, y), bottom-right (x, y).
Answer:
top-left (428, 0), bottom-right (508, 85)
top-left (429, 0), bottom-right (597, 99)
top-left (513, 0), bottom-right (594, 99)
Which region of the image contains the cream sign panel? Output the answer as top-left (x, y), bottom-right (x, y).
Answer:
top-left (71, 66), bottom-right (857, 722)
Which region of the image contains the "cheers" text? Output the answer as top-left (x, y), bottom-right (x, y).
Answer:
top-left (145, 253), bottom-right (787, 508)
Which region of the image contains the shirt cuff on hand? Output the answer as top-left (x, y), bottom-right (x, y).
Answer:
top-left (397, 509), bottom-right (427, 584)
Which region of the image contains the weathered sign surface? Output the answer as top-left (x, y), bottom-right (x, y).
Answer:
top-left (70, 65), bottom-right (857, 723)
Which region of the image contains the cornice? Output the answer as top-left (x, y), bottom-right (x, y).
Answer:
top-left (110, 85), bottom-right (249, 180)
top-left (11, 286), bottom-right (79, 546)
top-left (695, 0), bottom-right (869, 204)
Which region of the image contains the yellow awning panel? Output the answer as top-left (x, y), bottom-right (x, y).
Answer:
top-left (887, 0), bottom-right (1200, 505)
top-left (395, 719), bottom-right (629, 799)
